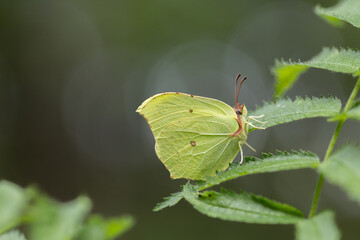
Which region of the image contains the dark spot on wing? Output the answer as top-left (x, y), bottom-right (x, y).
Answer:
top-left (190, 141), bottom-right (196, 146)
top-left (189, 109), bottom-right (193, 113)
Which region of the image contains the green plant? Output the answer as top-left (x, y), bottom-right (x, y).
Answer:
top-left (0, 181), bottom-right (134, 240)
top-left (149, 1), bottom-right (360, 239)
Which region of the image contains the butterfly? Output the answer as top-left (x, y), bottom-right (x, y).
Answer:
top-left (137, 74), bottom-right (265, 180)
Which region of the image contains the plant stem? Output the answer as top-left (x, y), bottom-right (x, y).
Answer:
top-left (308, 121), bottom-right (344, 218)
top-left (344, 77), bottom-right (360, 112)
top-left (308, 77), bottom-right (360, 218)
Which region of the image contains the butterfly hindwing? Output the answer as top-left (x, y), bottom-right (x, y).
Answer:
top-left (156, 116), bottom-right (240, 180)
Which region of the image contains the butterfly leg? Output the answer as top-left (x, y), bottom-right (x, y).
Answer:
top-left (245, 142), bottom-right (256, 152)
top-left (246, 116), bottom-right (266, 129)
top-left (239, 143), bottom-right (244, 164)
top-left (246, 121), bottom-right (266, 130)
top-left (248, 115), bottom-right (266, 124)
top-left (249, 114), bottom-right (264, 119)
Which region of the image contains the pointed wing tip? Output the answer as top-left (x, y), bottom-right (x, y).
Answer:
top-left (136, 106), bottom-right (146, 119)
top-left (135, 106), bottom-right (143, 113)
top-left (136, 102), bottom-right (147, 113)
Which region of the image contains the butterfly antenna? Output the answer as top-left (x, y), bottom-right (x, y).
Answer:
top-left (235, 73), bottom-right (241, 106)
top-left (235, 73), bottom-right (247, 106)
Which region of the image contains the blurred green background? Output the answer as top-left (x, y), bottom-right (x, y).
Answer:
top-left (1, 0), bottom-right (360, 239)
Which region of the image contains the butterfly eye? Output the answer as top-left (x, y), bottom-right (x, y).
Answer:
top-left (234, 103), bottom-right (243, 115)
top-left (240, 104), bottom-right (245, 115)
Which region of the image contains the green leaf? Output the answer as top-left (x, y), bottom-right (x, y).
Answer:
top-left (29, 196), bottom-right (92, 240)
top-left (296, 211), bottom-right (340, 240)
top-left (197, 151), bottom-right (320, 190)
top-left (249, 96), bottom-right (341, 130)
top-left (0, 230), bottom-right (27, 240)
top-left (76, 215), bottom-right (134, 240)
top-left (272, 62), bottom-right (308, 98)
top-left (272, 48), bottom-right (360, 98)
top-left (156, 151), bottom-right (320, 211)
top-left (319, 145), bottom-right (360, 204)
top-left (153, 192), bottom-right (183, 212)
top-left (328, 100), bottom-right (360, 122)
top-left (154, 151), bottom-right (319, 211)
top-left (182, 183), bottom-right (303, 224)
top-left (351, 98), bottom-right (360, 108)
top-left (346, 105), bottom-right (360, 121)
top-left (315, 0), bottom-right (360, 28)
top-left (0, 181), bottom-right (28, 234)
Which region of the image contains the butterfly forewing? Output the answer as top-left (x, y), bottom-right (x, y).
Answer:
top-left (136, 93), bottom-right (237, 138)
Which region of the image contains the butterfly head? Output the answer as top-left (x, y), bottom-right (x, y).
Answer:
top-left (231, 74), bottom-right (249, 138)
top-left (235, 103), bottom-right (248, 117)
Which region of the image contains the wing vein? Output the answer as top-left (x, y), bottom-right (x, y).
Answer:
top-left (208, 137), bottom-right (234, 171)
top-left (194, 97), bottom-right (230, 116)
top-left (148, 110), bottom-right (189, 124)
top-left (181, 137), bottom-right (229, 178)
